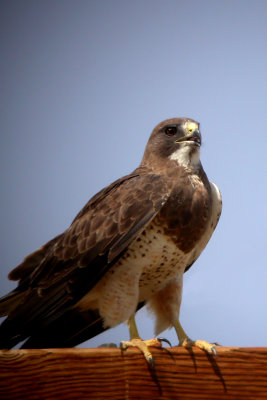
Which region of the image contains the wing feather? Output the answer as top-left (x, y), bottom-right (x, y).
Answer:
top-left (0, 169), bottom-right (171, 348)
top-left (184, 181), bottom-right (222, 272)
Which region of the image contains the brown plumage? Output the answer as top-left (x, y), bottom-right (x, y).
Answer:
top-left (0, 117), bottom-right (222, 351)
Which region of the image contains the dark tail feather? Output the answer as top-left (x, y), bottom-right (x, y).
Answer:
top-left (0, 290), bottom-right (27, 317)
top-left (0, 310), bottom-right (27, 349)
top-left (21, 308), bottom-right (106, 349)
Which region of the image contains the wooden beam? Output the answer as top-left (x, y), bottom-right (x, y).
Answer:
top-left (0, 347), bottom-right (267, 399)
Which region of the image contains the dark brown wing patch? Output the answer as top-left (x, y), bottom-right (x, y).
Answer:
top-left (0, 169), bottom-right (171, 348)
top-left (30, 170), bottom-right (170, 288)
top-left (8, 234), bottom-right (63, 281)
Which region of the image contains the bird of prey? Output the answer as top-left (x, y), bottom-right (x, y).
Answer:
top-left (0, 117), bottom-right (222, 364)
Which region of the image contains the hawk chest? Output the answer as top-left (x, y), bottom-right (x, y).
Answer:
top-left (115, 174), bottom-right (211, 301)
top-left (125, 221), bottom-right (188, 301)
top-left (79, 173), bottom-right (212, 311)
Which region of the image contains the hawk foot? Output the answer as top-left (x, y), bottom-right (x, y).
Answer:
top-left (120, 337), bottom-right (162, 367)
top-left (181, 338), bottom-right (217, 357)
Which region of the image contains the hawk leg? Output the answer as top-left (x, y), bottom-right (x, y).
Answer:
top-left (120, 315), bottom-right (162, 367)
top-left (174, 319), bottom-right (217, 356)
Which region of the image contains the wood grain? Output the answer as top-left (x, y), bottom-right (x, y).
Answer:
top-left (0, 347), bottom-right (267, 399)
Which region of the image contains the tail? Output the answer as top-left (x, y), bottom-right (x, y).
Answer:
top-left (21, 308), bottom-right (106, 349)
top-left (0, 289), bottom-right (30, 348)
top-left (0, 233), bottom-right (63, 348)
top-left (0, 292), bottom-right (106, 349)
top-left (0, 290), bottom-right (27, 317)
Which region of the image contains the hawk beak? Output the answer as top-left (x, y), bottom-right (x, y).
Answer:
top-left (175, 129), bottom-right (202, 147)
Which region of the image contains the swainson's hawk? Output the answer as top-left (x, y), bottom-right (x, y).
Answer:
top-left (0, 118), bottom-right (222, 364)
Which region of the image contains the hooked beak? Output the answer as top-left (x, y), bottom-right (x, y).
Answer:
top-left (175, 129), bottom-right (202, 147)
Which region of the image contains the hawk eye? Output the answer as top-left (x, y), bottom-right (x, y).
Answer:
top-left (165, 126), bottom-right (177, 136)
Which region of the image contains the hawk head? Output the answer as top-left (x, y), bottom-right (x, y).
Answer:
top-left (142, 117), bottom-right (202, 169)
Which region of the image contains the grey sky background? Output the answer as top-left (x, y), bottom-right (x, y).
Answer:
top-left (1, 0), bottom-right (266, 349)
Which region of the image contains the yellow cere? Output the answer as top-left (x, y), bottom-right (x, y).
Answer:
top-left (186, 122), bottom-right (198, 133)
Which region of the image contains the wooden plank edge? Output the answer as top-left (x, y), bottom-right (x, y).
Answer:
top-left (0, 347), bottom-right (267, 400)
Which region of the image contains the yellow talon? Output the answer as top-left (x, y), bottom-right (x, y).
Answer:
top-left (121, 316), bottom-right (163, 366)
top-left (121, 337), bottom-right (162, 366)
top-left (174, 319), bottom-right (218, 356)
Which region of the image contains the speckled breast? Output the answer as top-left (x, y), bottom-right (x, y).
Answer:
top-left (131, 173), bottom-right (212, 300)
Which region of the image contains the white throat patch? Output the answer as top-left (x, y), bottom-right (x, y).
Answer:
top-left (169, 143), bottom-right (200, 171)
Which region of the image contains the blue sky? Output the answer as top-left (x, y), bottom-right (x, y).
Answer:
top-left (1, 0), bottom-right (266, 349)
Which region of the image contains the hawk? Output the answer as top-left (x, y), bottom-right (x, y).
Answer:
top-left (0, 118), bottom-right (222, 364)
